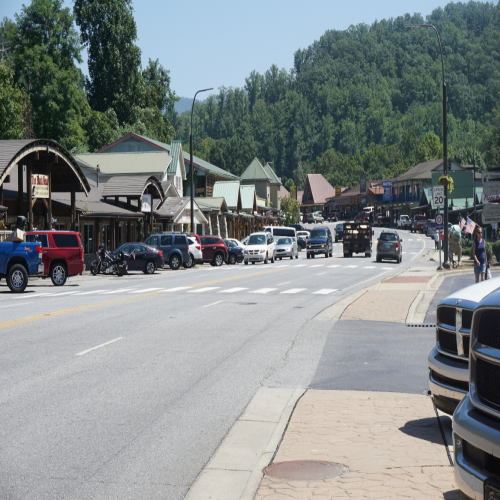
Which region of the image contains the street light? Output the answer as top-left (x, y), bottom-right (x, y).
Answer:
top-left (455, 131), bottom-right (476, 222)
top-left (406, 23), bottom-right (450, 269)
top-left (190, 88), bottom-right (213, 233)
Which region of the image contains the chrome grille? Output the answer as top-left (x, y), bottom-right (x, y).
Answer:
top-left (437, 328), bottom-right (458, 354)
top-left (437, 306), bottom-right (456, 327)
top-left (477, 310), bottom-right (500, 349)
top-left (476, 358), bottom-right (500, 409)
top-left (462, 309), bottom-right (473, 330)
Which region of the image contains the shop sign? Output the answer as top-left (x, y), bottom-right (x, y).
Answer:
top-left (482, 203), bottom-right (500, 224)
top-left (482, 171), bottom-right (500, 197)
top-left (141, 194), bottom-right (152, 213)
top-left (335, 188), bottom-right (341, 196)
top-left (31, 174), bottom-right (49, 198)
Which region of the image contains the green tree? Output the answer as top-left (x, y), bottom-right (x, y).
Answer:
top-left (280, 195), bottom-right (301, 224)
top-left (0, 64), bottom-right (30, 139)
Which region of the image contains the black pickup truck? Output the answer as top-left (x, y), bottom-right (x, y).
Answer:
top-left (373, 214), bottom-right (390, 227)
top-left (343, 222), bottom-right (373, 258)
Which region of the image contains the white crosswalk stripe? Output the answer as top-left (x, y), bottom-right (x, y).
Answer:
top-left (219, 287), bottom-right (248, 293)
top-left (99, 289), bottom-right (135, 294)
top-left (250, 288), bottom-right (277, 294)
top-left (345, 265), bottom-right (358, 268)
top-left (73, 290), bottom-right (106, 295)
top-left (313, 289), bottom-right (338, 295)
top-left (381, 267), bottom-right (393, 270)
top-left (309, 265), bottom-right (323, 268)
top-left (188, 287), bottom-right (220, 293)
top-left (273, 265), bottom-right (288, 268)
top-left (13, 293), bottom-right (52, 299)
top-left (328, 265), bottom-right (340, 268)
top-left (294, 264), bottom-right (307, 267)
top-left (129, 288), bottom-right (163, 294)
top-left (159, 287), bottom-right (192, 292)
top-left (280, 288), bottom-right (306, 294)
top-left (43, 291), bottom-right (79, 297)
top-left (364, 266), bottom-right (375, 269)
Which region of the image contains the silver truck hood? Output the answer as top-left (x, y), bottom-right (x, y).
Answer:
top-left (446, 276), bottom-right (500, 304)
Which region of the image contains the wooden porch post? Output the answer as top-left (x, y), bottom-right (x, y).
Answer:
top-left (111, 218), bottom-right (116, 251)
top-left (71, 191), bottom-right (76, 231)
top-left (48, 164), bottom-right (52, 230)
top-left (27, 162), bottom-right (32, 230)
top-left (127, 198), bottom-right (131, 241)
top-left (17, 163), bottom-right (23, 216)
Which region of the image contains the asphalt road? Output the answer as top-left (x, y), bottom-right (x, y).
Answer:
top-left (0, 224), bottom-right (436, 499)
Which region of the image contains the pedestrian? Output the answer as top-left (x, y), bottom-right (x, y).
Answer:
top-left (472, 226), bottom-right (487, 284)
top-left (434, 230), bottom-right (439, 250)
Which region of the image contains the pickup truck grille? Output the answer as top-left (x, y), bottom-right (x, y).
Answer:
top-left (437, 328), bottom-right (458, 354)
top-left (437, 306), bottom-right (456, 327)
top-left (462, 309), bottom-right (473, 330)
top-left (477, 310), bottom-right (500, 349)
top-left (476, 358), bottom-right (500, 408)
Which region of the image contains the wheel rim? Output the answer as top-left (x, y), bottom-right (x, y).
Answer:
top-left (171, 257), bottom-right (179, 269)
top-left (215, 254), bottom-right (223, 266)
top-left (12, 270), bottom-right (24, 288)
top-left (147, 262), bottom-right (155, 273)
top-left (52, 265), bottom-right (66, 285)
top-left (188, 255), bottom-right (193, 267)
top-left (230, 255), bottom-right (235, 264)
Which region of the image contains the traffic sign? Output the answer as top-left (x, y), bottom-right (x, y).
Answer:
top-left (435, 213), bottom-right (444, 230)
top-left (433, 186), bottom-right (444, 207)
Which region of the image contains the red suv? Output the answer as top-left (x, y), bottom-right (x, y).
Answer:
top-left (199, 236), bottom-right (228, 266)
top-left (355, 211), bottom-right (371, 222)
top-left (26, 231), bottom-right (85, 286)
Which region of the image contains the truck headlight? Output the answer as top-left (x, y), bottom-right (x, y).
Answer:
top-left (321, 244), bottom-right (325, 248)
top-left (259, 249), bottom-right (265, 254)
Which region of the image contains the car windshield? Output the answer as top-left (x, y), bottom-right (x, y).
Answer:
top-left (310, 229), bottom-right (327, 239)
top-left (278, 238), bottom-right (292, 245)
top-left (248, 235), bottom-right (266, 245)
top-left (380, 233), bottom-right (398, 242)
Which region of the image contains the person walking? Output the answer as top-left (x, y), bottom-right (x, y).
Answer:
top-left (473, 226), bottom-right (487, 283)
top-left (434, 230), bottom-right (439, 250)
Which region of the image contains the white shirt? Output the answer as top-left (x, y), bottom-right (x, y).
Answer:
top-left (434, 232), bottom-right (439, 242)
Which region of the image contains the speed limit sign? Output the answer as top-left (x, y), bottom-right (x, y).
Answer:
top-left (433, 186), bottom-right (444, 207)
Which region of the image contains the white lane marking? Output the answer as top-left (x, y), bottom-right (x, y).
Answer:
top-left (129, 288), bottom-right (162, 294)
top-left (280, 288), bottom-right (306, 294)
top-left (76, 337), bottom-right (123, 356)
top-left (317, 272), bottom-right (328, 276)
top-left (381, 267), bottom-right (393, 270)
top-left (364, 266), bottom-right (375, 269)
top-left (309, 265), bottom-right (323, 268)
top-left (345, 265), bottom-right (358, 268)
top-left (43, 291), bottom-right (80, 297)
top-left (1, 301), bottom-right (33, 307)
top-left (159, 287), bottom-right (192, 292)
top-left (408, 239), bottom-right (413, 241)
top-left (99, 288), bottom-right (135, 294)
top-left (402, 252), bottom-right (407, 254)
top-left (277, 282), bottom-right (291, 286)
top-left (411, 252), bottom-right (418, 255)
top-left (188, 287), bottom-right (220, 293)
top-left (313, 289), bottom-right (338, 295)
top-left (73, 290), bottom-right (106, 295)
top-left (328, 265), bottom-right (340, 268)
top-left (203, 300), bottom-right (224, 307)
top-left (273, 265), bottom-right (288, 268)
top-left (250, 288), bottom-right (277, 294)
top-left (294, 264), bottom-right (307, 267)
top-left (13, 293), bottom-right (52, 299)
top-left (219, 287), bottom-right (248, 293)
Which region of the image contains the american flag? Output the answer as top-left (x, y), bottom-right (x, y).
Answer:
top-left (458, 216), bottom-right (466, 231)
top-left (464, 218), bottom-right (476, 235)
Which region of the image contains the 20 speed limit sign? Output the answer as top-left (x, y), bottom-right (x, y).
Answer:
top-left (433, 186), bottom-right (444, 207)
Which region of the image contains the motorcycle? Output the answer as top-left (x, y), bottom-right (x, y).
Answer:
top-left (91, 245), bottom-right (129, 276)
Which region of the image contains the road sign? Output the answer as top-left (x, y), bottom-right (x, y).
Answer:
top-left (382, 181), bottom-right (393, 188)
top-left (435, 213), bottom-right (444, 230)
top-left (361, 196), bottom-right (367, 205)
top-left (482, 203), bottom-right (500, 224)
top-left (433, 186), bottom-right (444, 207)
top-left (482, 171), bottom-right (500, 197)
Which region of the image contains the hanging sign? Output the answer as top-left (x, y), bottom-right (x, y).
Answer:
top-left (31, 174), bottom-right (49, 198)
top-left (382, 180), bottom-right (393, 201)
top-left (482, 171), bottom-right (500, 197)
top-left (482, 203), bottom-right (500, 224)
top-left (141, 194), bottom-right (152, 213)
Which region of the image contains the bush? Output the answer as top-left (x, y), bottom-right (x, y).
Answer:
top-left (462, 237), bottom-right (472, 249)
top-left (487, 242), bottom-right (493, 262)
top-left (493, 240), bottom-right (500, 261)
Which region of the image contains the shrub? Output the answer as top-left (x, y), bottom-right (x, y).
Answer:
top-left (486, 242), bottom-right (493, 262)
top-left (493, 240), bottom-right (500, 261)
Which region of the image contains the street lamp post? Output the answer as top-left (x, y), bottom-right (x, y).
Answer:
top-left (405, 23), bottom-right (450, 268)
top-left (455, 131), bottom-right (476, 222)
top-left (190, 88), bottom-right (213, 234)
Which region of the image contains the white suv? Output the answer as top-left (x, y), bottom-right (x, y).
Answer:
top-left (244, 232), bottom-right (276, 265)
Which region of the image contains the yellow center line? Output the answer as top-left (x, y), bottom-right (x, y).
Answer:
top-left (2, 262), bottom-right (324, 330)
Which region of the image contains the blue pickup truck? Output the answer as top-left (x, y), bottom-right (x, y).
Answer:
top-left (0, 241), bottom-right (44, 292)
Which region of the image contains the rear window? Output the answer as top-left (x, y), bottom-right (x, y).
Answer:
top-left (174, 236), bottom-right (186, 245)
top-left (52, 234), bottom-right (79, 248)
top-left (380, 233), bottom-right (398, 241)
top-left (273, 228), bottom-right (295, 237)
top-left (26, 233), bottom-right (49, 248)
top-left (201, 236), bottom-right (218, 245)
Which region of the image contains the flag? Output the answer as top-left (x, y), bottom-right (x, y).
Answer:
top-left (464, 218), bottom-right (476, 235)
top-left (458, 216), bottom-right (466, 231)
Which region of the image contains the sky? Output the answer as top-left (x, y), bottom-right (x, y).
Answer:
top-left (2, 0), bottom-right (450, 99)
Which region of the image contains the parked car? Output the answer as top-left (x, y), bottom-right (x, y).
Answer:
top-left (411, 214), bottom-right (426, 233)
top-left (144, 233), bottom-right (189, 270)
top-left (0, 239), bottom-right (44, 292)
top-left (186, 237), bottom-right (203, 268)
top-left (275, 237), bottom-right (298, 260)
top-left (306, 227), bottom-right (333, 259)
top-left (224, 239), bottom-right (244, 264)
top-left (327, 212), bottom-right (339, 222)
top-left (426, 220), bottom-right (436, 238)
top-left (373, 214), bottom-right (391, 227)
top-left (376, 230), bottom-right (402, 263)
top-left (224, 238), bottom-right (243, 248)
top-left (306, 213), bottom-right (315, 224)
top-left (313, 212), bottom-right (324, 224)
top-left (26, 230), bottom-right (85, 286)
top-left (355, 211), bottom-right (371, 223)
top-left (199, 235), bottom-right (228, 266)
top-left (453, 288), bottom-right (500, 500)
top-left (289, 224), bottom-right (305, 233)
top-left (334, 223), bottom-right (344, 242)
top-left (429, 278), bottom-right (500, 416)
top-left (244, 232), bottom-right (276, 264)
top-left (241, 236), bottom-right (249, 246)
top-left (397, 215), bottom-right (410, 229)
top-left (113, 242), bottom-right (163, 273)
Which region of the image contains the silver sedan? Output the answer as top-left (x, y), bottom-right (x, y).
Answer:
top-left (275, 237), bottom-right (298, 260)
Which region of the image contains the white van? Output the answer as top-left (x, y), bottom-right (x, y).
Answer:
top-left (262, 226), bottom-right (297, 239)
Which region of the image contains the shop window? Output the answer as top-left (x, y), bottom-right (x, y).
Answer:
top-left (84, 224), bottom-right (93, 254)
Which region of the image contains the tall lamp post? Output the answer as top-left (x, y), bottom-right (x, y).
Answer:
top-left (405, 23), bottom-right (450, 268)
top-left (455, 131), bottom-right (476, 222)
top-left (190, 88), bottom-right (213, 233)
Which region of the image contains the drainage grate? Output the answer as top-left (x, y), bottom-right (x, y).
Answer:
top-left (406, 323), bottom-right (436, 328)
top-left (263, 461), bottom-right (348, 481)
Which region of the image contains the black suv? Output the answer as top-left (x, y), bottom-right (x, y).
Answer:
top-left (306, 226), bottom-right (333, 259)
top-left (144, 233), bottom-right (190, 270)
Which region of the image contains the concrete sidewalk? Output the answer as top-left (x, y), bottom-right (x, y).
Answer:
top-left (255, 390), bottom-right (458, 500)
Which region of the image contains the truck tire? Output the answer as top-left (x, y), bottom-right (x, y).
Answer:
top-left (50, 262), bottom-right (67, 286)
top-left (7, 264), bottom-right (28, 293)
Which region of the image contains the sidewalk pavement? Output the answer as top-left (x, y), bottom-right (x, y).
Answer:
top-left (254, 390), bottom-right (458, 500)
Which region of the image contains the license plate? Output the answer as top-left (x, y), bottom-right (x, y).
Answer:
top-left (384, 243), bottom-right (391, 249)
top-left (485, 482), bottom-right (500, 499)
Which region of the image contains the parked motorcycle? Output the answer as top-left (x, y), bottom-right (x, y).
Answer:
top-left (91, 245), bottom-right (129, 276)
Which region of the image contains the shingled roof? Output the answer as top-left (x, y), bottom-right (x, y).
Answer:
top-left (301, 174), bottom-right (335, 205)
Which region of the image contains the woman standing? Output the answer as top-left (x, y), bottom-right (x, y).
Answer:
top-left (472, 226), bottom-right (487, 283)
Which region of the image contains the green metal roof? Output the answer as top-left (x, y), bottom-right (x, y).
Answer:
top-left (240, 184), bottom-right (256, 211)
top-left (194, 196), bottom-right (227, 212)
top-left (75, 151), bottom-right (171, 176)
top-left (241, 158), bottom-right (271, 181)
top-left (167, 140), bottom-right (182, 174)
top-left (263, 163), bottom-right (282, 185)
top-left (134, 134), bottom-right (239, 181)
top-left (212, 181), bottom-right (241, 210)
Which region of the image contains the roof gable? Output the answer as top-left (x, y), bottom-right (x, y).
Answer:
top-left (240, 185), bottom-right (257, 212)
top-left (263, 163), bottom-right (282, 185)
top-left (241, 158), bottom-right (271, 182)
top-left (302, 174), bottom-right (335, 205)
top-left (212, 181), bottom-right (242, 210)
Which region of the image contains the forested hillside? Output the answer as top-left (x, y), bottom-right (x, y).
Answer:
top-left (175, 1), bottom-right (500, 188)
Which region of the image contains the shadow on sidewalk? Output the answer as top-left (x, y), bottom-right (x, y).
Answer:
top-left (443, 490), bottom-right (460, 499)
top-left (398, 416), bottom-right (446, 445)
